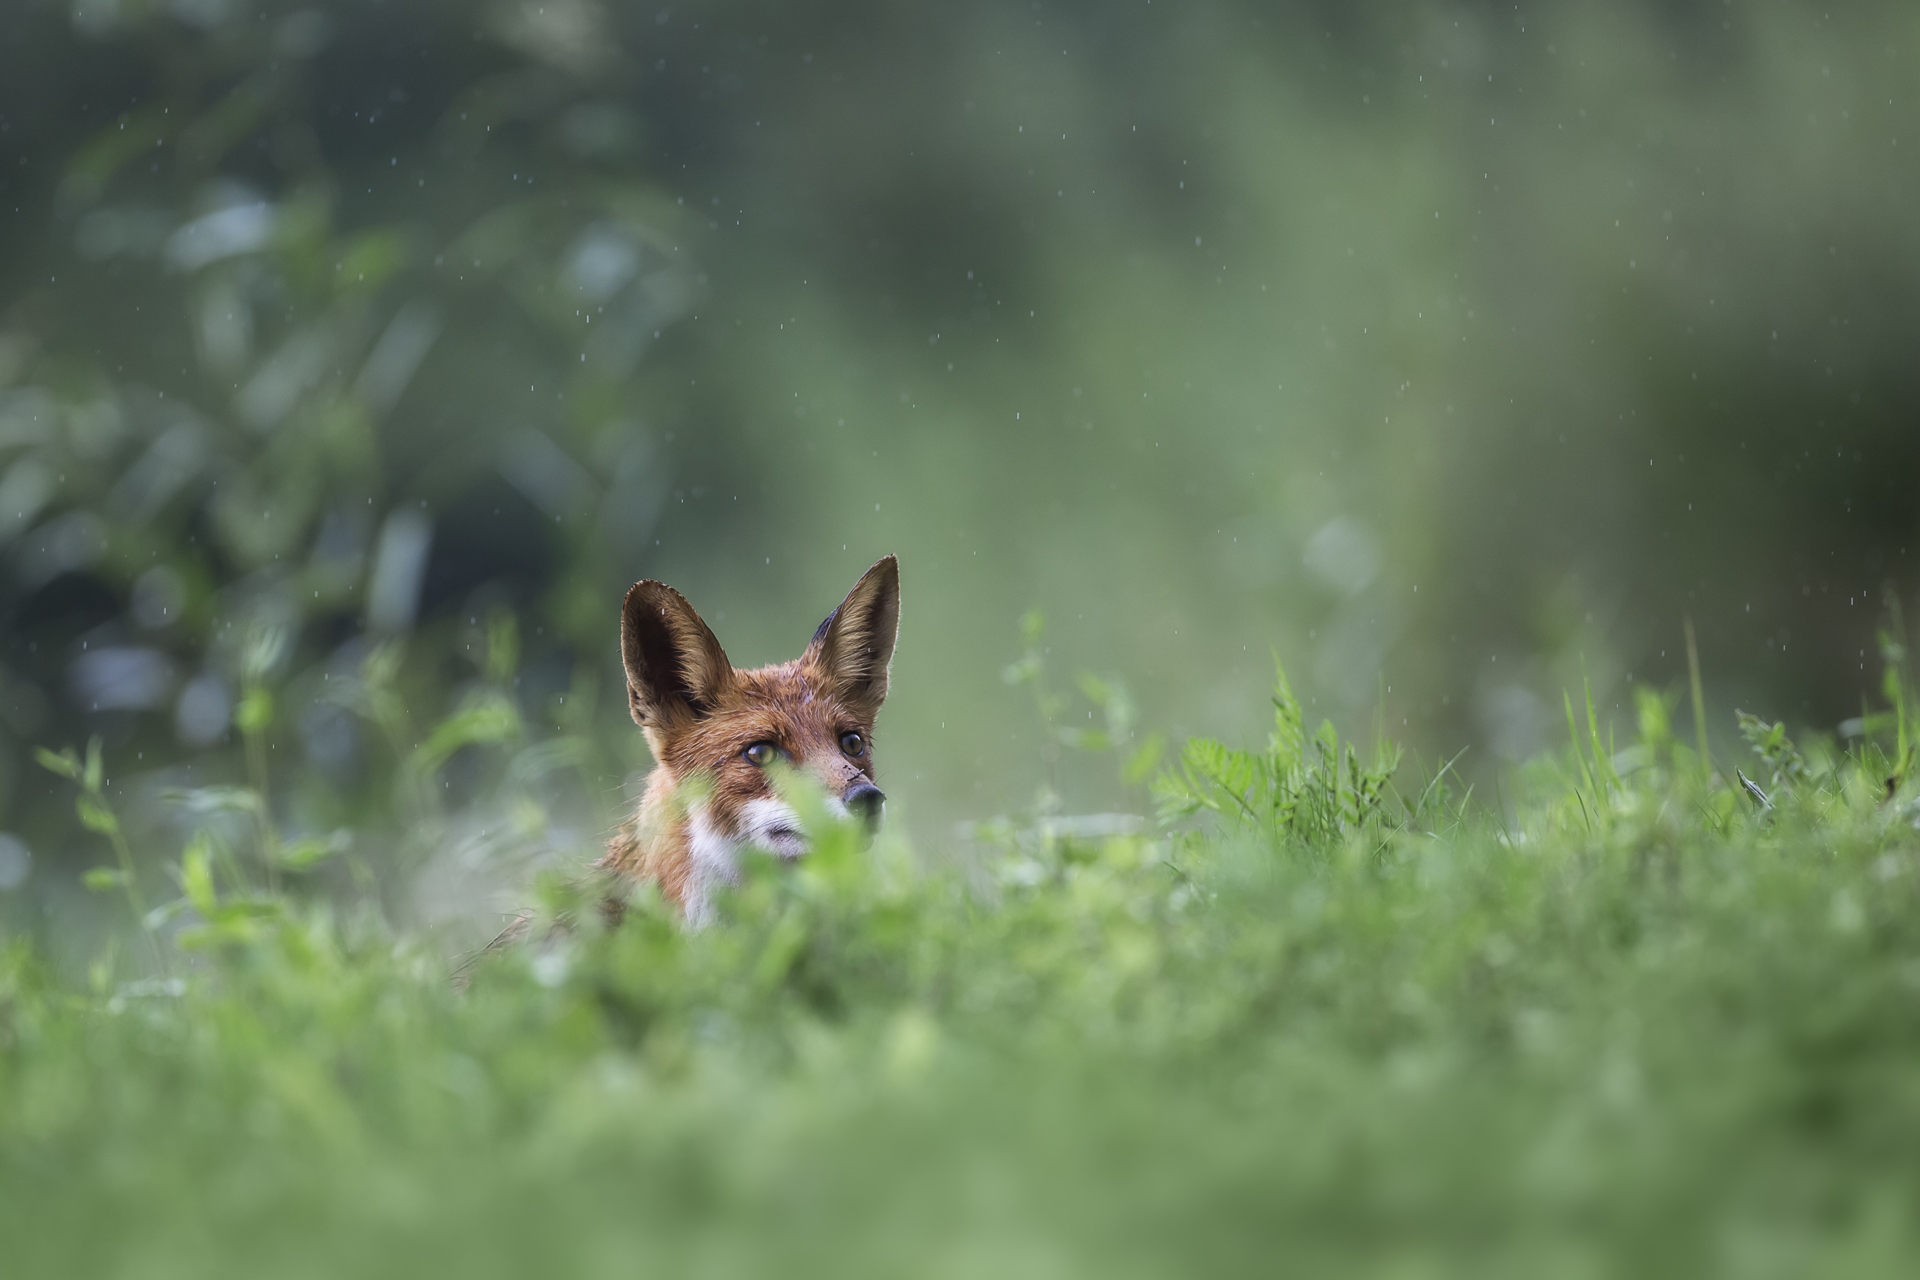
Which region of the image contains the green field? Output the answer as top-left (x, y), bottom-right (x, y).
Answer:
top-left (2, 4), bottom-right (1917, 1274)
top-left (5, 656), bottom-right (1919, 1279)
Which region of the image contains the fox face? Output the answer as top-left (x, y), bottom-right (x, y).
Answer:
top-left (602, 555), bottom-right (900, 922)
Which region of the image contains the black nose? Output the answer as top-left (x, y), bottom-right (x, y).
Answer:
top-left (844, 782), bottom-right (885, 821)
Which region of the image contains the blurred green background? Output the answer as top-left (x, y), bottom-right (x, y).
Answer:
top-left (0, 0), bottom-right (1916, 946)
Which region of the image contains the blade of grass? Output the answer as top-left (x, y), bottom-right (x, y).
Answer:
top-left (1584, 673), bottom-right (1618, 799)
top-left (1565, 690), bottom-right (1598, 807)
top-left (1686, 617), bottom-right (1711, 785)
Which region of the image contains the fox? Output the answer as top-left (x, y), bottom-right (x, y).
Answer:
top-left (597, 554), bottom-right (900, 925)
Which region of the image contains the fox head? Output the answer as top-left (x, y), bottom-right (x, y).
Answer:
top-left (618, 555), bottom-right (900, 884)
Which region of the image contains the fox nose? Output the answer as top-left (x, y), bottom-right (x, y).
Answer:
top-left (843, 782), bottom-right (885, 821)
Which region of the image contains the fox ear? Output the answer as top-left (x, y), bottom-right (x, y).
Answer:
top-left (805, 555), bottom-right (900, 713)
top-left (620, 580), bottom-right (736, 727)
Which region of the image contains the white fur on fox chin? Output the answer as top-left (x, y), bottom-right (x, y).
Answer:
top-left (683, 797), bottom-right (831, 928)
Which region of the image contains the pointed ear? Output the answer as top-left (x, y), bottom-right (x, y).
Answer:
top-left (620, 580), bottom-right (736, 727)
top-left (804, 555), bottom-right (900, 713)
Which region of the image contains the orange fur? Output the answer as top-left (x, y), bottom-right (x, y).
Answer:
top-left (599, 556), bottom-right (899, 922)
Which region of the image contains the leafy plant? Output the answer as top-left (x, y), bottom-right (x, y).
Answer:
top-left (34, 737), bottom-right (160, 967)
top-left (1153, 659), bottom-right (1409, 846)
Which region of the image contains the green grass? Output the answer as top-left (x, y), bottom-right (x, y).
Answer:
top-left (5, 660), bottom-right (1920, 1278)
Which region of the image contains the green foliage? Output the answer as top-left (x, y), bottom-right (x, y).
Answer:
top-left (413, 693), bottom-right (525, 779)
top-left (1737, 710), bottom-right (1813, 794)
top-left (3, 0), bottom-right (1916, 900)
top-left (4, 663), bottom-right (1920, 1274)
top-left (3, 3), bottom-right (1920, 1270)
top-left (0, 0), bottom-right (691, 886)
top-left (1154, 660), bottom-right (1410, 847)
top-left (1870, 601), bottom-right (1919, 793)
top-left (37, 736), bottom-right (154, 962)
top-left (10, 588), bottom-right (1920, 1273)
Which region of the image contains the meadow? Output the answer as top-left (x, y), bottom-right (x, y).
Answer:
top-left (3, 4), bottom-right (1919, 1274)
top-left (4, 635), bottom-right (1919, 1278)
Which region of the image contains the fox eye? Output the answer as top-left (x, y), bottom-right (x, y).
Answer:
top-left (743, 742), bottom-right (777, 767)
top-left (839, 731), bottom-right (865, 758)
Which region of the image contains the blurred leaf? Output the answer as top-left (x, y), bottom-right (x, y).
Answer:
top-left (58, 106), bottom-right (171, 209)
top-left (81, 867), bottom-right (128, 892)
top-left (239, 623), bottom-right (290, 685)
top-left (83, 735), bottom-right (104, 794)
top-left (160, 786), bottom-right (265, 816)
top-left (278, 830), bottom-right (351, 872)
top-left (1635, 686), bottom-right (1673, 756)
top-left (179, 835), bottom-right (217, 917)
top-left (177, 75), bottom-right (272, 172)
top-left (1880, 628), bottom-right (1907, 669)
top-left (415, 694), bottom-right (524, 775)
top-left (1019, 609), bottom-right (1045, 650)
top-left (34, 747), bottom-right (80, 780)
top-left (1059, 727), bottom-right (1110, 753)
top-left (337, 229), bottom-right (412, 291)
top-left (507, 736), bottom-right (593, 787)
top-left (445, 203), bottom-right (544, 277)
top-left (75, 794), bottom-right (120, 837)
top-left (751, 908), bottom-right (810, 994)
top-left (486, 610), bottom-right (520, 685)
top-left (1123, 733), bottom-right (1166, 786)
top-left (235, 687), bottom-right (274, 735)
top-left (362, 640), bottom-right (406, 691)
top-left (143, 899), bottom-right (191, 931)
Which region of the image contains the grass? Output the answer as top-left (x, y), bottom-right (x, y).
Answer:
top-left (4, 645), bottom-right (1920, 1278)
